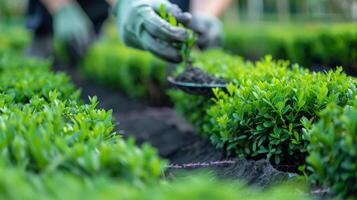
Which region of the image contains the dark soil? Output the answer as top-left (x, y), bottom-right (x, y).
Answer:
top-left (55, 64), bottom-right (333, 198)
top-left (58, 64), bottom-right (290, 187)
top-left (45, 63), bottom-right (312, 191)
top-left (175, 65), bottom-right (227, 85)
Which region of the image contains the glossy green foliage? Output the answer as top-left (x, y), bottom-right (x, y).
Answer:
top-left (0, 55), bottom-right (79, 103)
top-left (81, 40), bottom-right (167, 99)
top-left (209, 68), bottom-right (355, 165)
top-left (224, 23), bottom-right (357, 74)
top-left (0, 54), bottom-right (164, 184)
top-left (307, 99), bottom-right (357, 198)
top-left (0, 96), bottom-right (163, 182)
top-left (170, 50), bottom-right (356, 166)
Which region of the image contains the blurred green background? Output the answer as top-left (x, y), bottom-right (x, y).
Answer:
top-left (1, 0), bottom-right (356, 74)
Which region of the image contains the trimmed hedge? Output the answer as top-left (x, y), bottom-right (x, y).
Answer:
top-left (0, 27), bottom-right (310, 200)
top-left (223, 23), bottom-right (357, 74)
top-left (0, 54), bottom-right (164, 183)
top-left (170, 50), bottom-right (356, 166)
top-left (0, 54), bottom-right (79, 103)
top-left (307, 98), bottom-right (357, 198)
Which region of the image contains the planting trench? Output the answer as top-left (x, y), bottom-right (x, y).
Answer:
top-left (60, 64), bottom-right (292, 187)
top-left (57, 64), bottom-right (334, 197)
top-left (58, 64), bottom-right (294, 188)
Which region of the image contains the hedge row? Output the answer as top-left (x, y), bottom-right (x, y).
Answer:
top-left (307, 98), bottom-right (357, 198)
top-left (223, 23), bottom-right (357, 75)
top-left (0, 54), bottom-right (164, 184)
top-left (0, 53), bottom-right (309, 200)
top-left (173, 50), bottom-right (355, 164)
top-left (170, 49), bottom-right (357, 198)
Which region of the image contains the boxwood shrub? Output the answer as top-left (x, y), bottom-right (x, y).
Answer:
top-left (170, 51), bottom-right (296, 136)
top-left (170, 50), bottom-right (356, 166)
top-left (0, 54), bottom-right (164, 183)
top-left (307, 99), bottom-right (357, 198)
top-left (0, 55), bottom-right (79, 103)
top-left (0, 96), bottom-right (163, 182)
top-left (209, 68), bottom-right (355, 166)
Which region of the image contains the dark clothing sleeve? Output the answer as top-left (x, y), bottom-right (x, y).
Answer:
top-left (169, 0), bottom-right (190, 12)
top-left (26, 0), bottom-right (109, 36)
top-left (27, 0), bottom-right (189, 37)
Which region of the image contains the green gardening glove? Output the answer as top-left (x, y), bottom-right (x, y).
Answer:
top-left (114, 0), bottom-right (192, 63)
top-left (53, 3), bottom-right (95, 57)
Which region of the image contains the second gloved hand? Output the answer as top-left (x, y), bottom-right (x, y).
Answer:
top-left (188, 13), bottom-right (223, 49)
top-left (53, 2), bottom-right (95, 57)
top-left (114, 0), bottom-right (192, 63)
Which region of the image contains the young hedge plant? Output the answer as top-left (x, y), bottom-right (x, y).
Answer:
top-left (0, 54), bottom-right (164, 184)
top-left (170, 50), bottom-right (356, 166)
top-left (307, 99), bottom-right (357, 198)
top-left (208, 68), bottom-right (355, 165)
top-left (0, 54), bottom-right (80, 103)
top-left (0, 96), bottom-right (163, 183)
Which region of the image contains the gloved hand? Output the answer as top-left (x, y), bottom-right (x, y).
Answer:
top-left (53, 2), bottom-right (95, 57)
top-left (114, 0), bottom-right (192, 63)
top-left (188, 13), bottom-right (223, 49)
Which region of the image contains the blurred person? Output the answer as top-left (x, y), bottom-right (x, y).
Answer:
top-left (25, 0), bottom-right (231, 63)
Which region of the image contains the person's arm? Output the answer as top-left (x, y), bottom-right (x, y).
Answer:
top-left (191, 0), bottom-right (232, 16)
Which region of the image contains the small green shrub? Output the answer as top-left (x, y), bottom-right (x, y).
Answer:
top-left (170, 50), bottom-right (356, 166)
top-left (0, 54), bottom-right (164, 183)
top-left (0, 96), bottom-right (163, 182)
top-left (307, 99), bottom-right (357, 198)
top-left (209, 68), bottom-right (355, 165)
top-left (0, 54), bottom-right (79, 103)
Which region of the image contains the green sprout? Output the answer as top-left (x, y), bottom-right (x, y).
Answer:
top-left (159, 4), bottom-right (197, 66)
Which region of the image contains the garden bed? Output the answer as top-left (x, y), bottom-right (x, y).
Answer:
top-left (64, 64), bottom-right (291, 187)
top-left (2, 23), bottom-right (356, 199)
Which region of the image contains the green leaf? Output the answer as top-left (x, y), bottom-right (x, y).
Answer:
top-left (159, 4), bottom-right (167, 19)
top-left (168, 13), bottom-right (177, 26)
